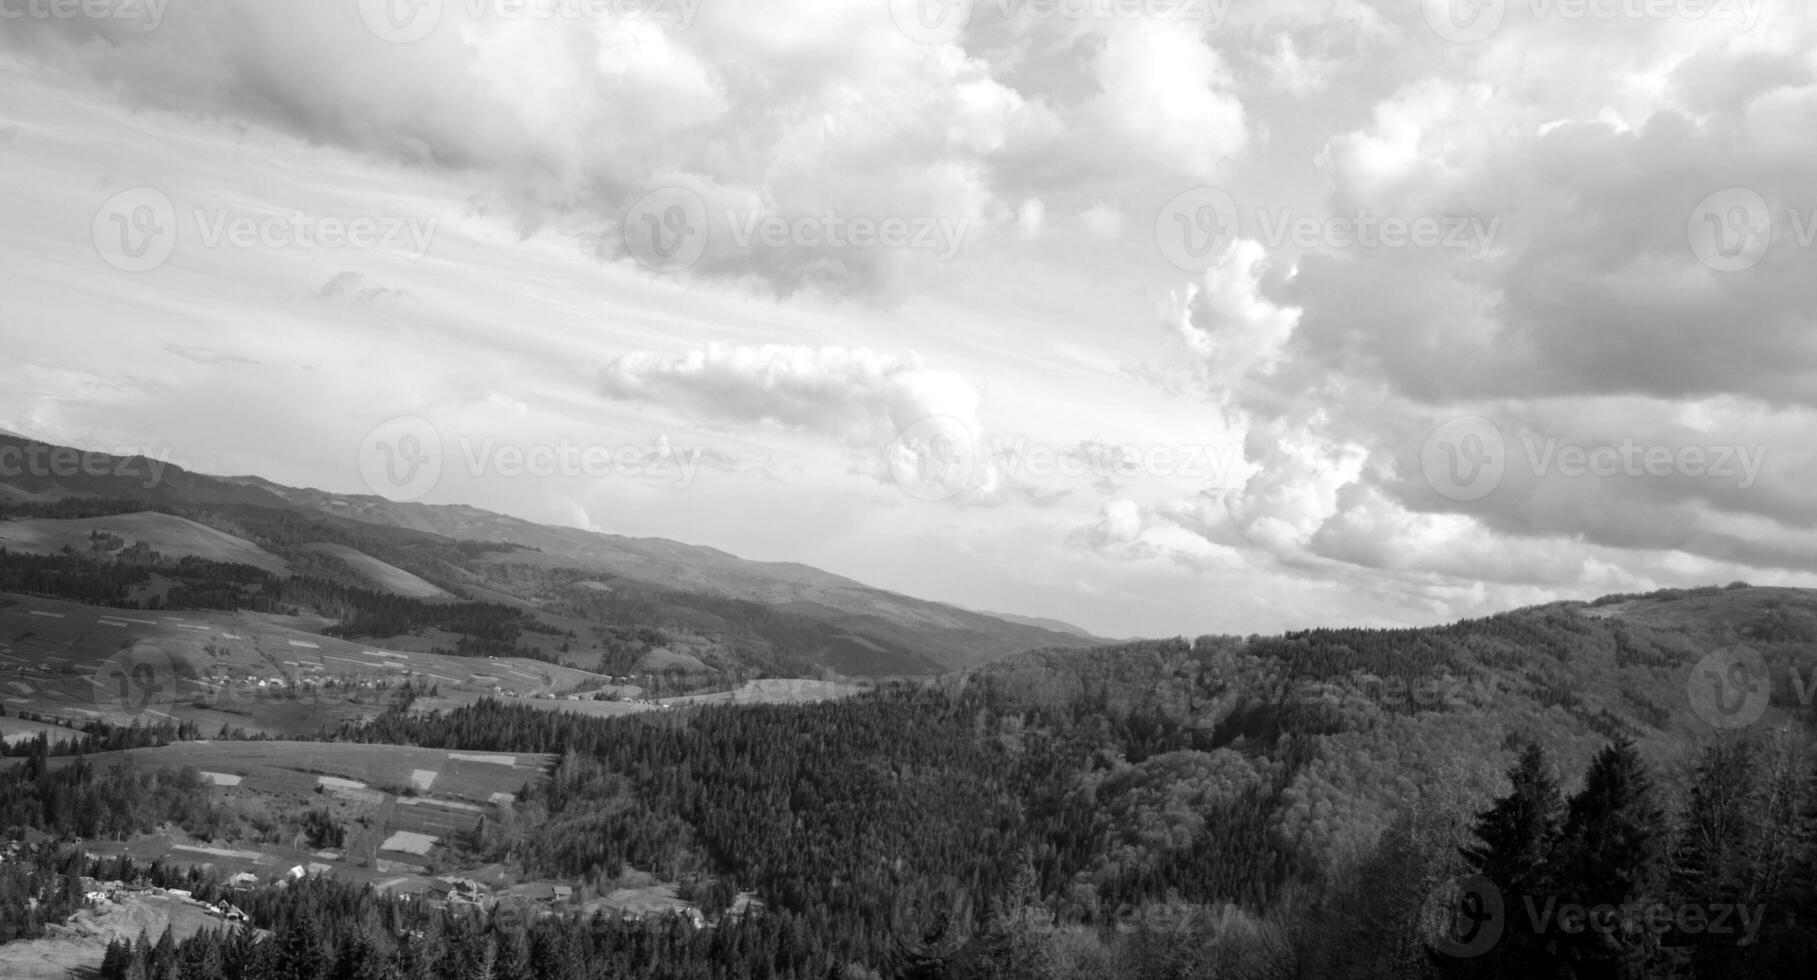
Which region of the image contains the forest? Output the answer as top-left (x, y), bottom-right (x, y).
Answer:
top-left (7, 588), bottom-right (1817, 978)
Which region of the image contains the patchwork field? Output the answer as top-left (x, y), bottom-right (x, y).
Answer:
top-left (0, 594), bottom-right (634, 733)
top-left (9, 741), bottom-right (555, 876)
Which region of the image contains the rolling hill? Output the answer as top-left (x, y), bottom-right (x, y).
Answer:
top-left (229, 479), bottom-right (1103, 667)
top-left (0, 434), bottom-right (1098, 676)
top-left (0, 513), bottom-right (289, 575)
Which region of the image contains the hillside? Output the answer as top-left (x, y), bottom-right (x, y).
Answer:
top-left (231, 478), bottom-right (1101, 668)
top-left (0, 513), bottom-right (289, 575)
top-left (0, 435), bottom-right (1099, 678)
top-left (298, 542), bottom-right (451, 599)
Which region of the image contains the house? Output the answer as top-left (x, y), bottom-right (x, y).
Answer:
top-left (552, 885), bottom-right (573, 902)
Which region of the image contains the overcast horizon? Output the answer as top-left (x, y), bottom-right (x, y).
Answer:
top-left (3, 0), bottom-right (1816, 639)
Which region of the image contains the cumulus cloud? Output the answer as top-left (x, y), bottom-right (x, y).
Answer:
top-left (1124, 9), bottom-right (1817, 602)
top-left (0, 0), bottom-right (1255, 298)
top-left (600, 344), bottom-right (980, 440)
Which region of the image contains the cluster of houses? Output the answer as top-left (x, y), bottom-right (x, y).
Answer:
top-left (79, 879), bottom-right (249, 924)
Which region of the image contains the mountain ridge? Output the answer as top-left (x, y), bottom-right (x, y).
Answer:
top-left (0, 433), bottom-right (1100, 671)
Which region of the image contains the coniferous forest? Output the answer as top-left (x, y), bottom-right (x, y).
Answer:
top-left (12, 611), bottom-right (1811, 980)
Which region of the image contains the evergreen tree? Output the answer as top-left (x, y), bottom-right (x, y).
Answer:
top-left (1445, 741), bottom-right (1563, 979)
top-left (1550, 740), bottom-right (1668, 980)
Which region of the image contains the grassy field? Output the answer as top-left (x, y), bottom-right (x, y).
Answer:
top-left (0, 513), bottom-right (289, 574)
top-left (24, 740), bottom-right (552, 807)
top-left (0, 595), bottom-right (626, 734)
top-left (10, 740), bottom-right (556, 883)
top-left (0, 890), bottom-right (229, 980)
top-left (301, 542), bottom-right (452, 599)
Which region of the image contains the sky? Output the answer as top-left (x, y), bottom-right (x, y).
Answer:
top-left (1, 0), bottom-right (1815, 639)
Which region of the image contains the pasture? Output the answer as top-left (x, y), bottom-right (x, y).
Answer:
top-left (0, 594), bottom-right (624, 734)
top-left (0, 513), bottom-right (289, 574)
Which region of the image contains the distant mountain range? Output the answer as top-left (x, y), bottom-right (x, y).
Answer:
top-left (0, 432), bottom-right (1100, 674)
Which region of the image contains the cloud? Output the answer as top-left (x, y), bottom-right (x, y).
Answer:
top-left (0, 0), bottom-right (1255, 298)
top-left (599, 343), bottom-right (981, 440)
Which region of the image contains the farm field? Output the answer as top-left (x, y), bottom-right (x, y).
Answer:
top-left (664, 677), bottom-right (872, 707)
top-left (0, 715), bottom-right (70, 745)
top-left (300, 542), bottom-right (452, 599)
top-left (14, 740), bottom-right (552, 808)
top-left (0, 890), bottom-right (229, 980)
top-left (7, 741), bottom-right (556, 883)
top-left (0, 513), bottom-right (290, 574)
top-left (0, 594), bottom-right (626, 733)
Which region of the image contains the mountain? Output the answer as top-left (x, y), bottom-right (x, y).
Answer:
top-left (974, 609), bottom-right (1098, 638)
top-left (221, 476), bottom-right (1098, 668)
top-left (0, 434), bottom-right (1097, 674)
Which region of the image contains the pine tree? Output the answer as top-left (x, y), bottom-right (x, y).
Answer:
top-left (1444, 740), bottom-right (1563, 979)
top-left (1550, 740), bottom-right (1668, 980)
